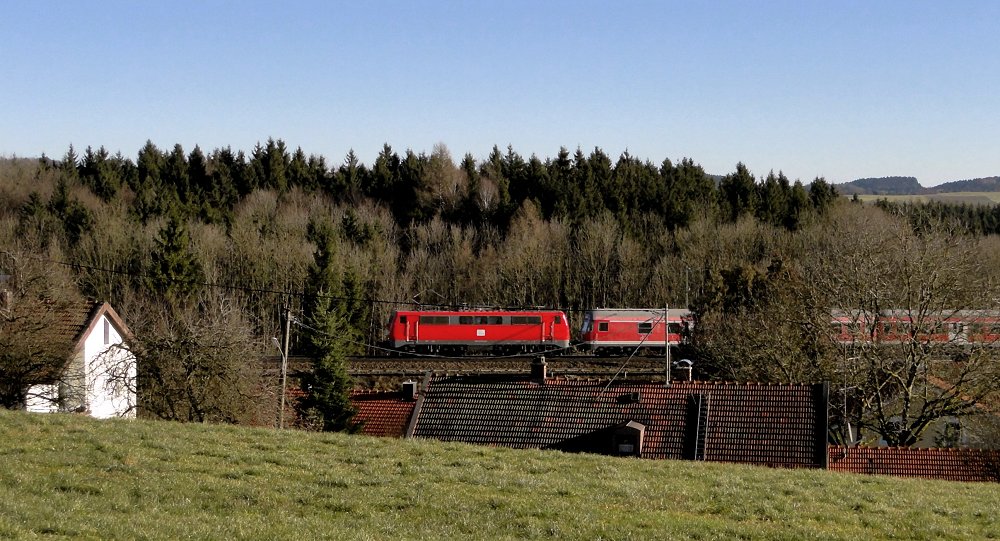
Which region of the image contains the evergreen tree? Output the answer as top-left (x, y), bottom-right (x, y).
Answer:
top-left (784, 180), bottom-right (811, 230)
top-left (61, 144), bottom-right (79, 181)
top-left (249, 138), bottom-right (289, 193)
top-left (163, 144), bottom-right (189, 209)
top-left (808, 177), bottom-right (838, 212)
top-left (134, 140), bottom-right (168, 222)
top-left (368, 143), bottom-right (401, 202)
top-left (79, 146), bottom-right (122, 201)
top-left (332, 149), bottom-right (364, 201)
top-left (719, 162), bottom-right (758, 221)
top-left (187, 145), bottom-right (209, 200)
top-left (756, 171), bottom-right (791, 227)
top-left (47, 179), bottom-right (93, 245)
top-left (147, 211), bottom-right (203, 305)
top-left (299, 218), bottom-right (358, 432)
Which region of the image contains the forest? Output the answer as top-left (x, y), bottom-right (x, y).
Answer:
top-left (1, 139), bottom-right (998, 447)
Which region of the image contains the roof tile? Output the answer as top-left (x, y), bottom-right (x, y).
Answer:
top-left (413, 376), bottom-right (827, 468)
top-left (350, 390), bottom-right (416, 438)
top-left (829, 446), bottom-right (1000, 482)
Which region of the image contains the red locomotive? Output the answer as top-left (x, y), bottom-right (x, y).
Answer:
top-left (387, 309), bottom-right (571, 354)
top-left (579, 308), bottom-right (693, 355)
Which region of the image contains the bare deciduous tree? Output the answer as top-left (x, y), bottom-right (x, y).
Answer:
top-left (124, 292), bottom-right (265, 424)
top-left (808, 206), bottom-right (1000, 446)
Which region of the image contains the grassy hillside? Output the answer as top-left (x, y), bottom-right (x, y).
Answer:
top-left (1, 411), bottom-right (997, 540)
top-left (854, 192), bottom-right (1000, 205)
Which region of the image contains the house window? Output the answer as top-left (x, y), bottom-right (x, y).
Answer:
top-left (104, 319), bottom-right (111, 345)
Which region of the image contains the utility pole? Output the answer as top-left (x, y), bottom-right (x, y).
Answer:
top-left (280, 306), bottom-right (291, 429)
top-left (664, 305), bottom-right (671, 385)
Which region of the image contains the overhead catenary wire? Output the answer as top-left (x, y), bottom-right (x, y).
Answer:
top-left (602, 310), bottom-right (667, 393)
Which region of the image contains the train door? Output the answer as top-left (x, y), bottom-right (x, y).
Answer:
top-left (544, 314), bottom-right (560, 343)
top-left (402, 315), bottom-right (416, 343)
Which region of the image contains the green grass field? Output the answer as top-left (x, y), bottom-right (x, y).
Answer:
top-left (853, 192), bottom-right (1000, 205)
top-left (1, 411), bottom-right (997, 540)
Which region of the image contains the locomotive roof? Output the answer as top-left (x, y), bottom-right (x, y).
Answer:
top-left (587, 308), bottom-right (692, 319)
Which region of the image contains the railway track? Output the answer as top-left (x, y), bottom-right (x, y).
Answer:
top-left (347, 355), bottom-right (670, 377)
top-left (266, 355), bottom-right (673, 378)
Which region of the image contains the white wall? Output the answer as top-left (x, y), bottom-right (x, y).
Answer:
top-left (81, 314), bottom-right (136, 418)
top-left (25, 384), bottom-right (59, 413)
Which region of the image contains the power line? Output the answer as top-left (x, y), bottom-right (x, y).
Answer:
top-left (4, 251), bottom-right (590, 313)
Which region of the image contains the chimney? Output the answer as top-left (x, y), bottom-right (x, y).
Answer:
top-left (531, 355), bottom-right (547, 383)
top-left (402, 380), bottom-right (418, 401)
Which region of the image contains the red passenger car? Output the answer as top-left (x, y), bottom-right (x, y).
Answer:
top-left (387, 310), bottom-right (571, 354)
top-left (580, 308), bottom-right (692, 355)
top-left (831, 309), bottom-right (1000, 345)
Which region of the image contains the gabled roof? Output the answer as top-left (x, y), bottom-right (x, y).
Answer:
top-left (350, 390), bottom-right (417, 438)
top-left (413, 376), bottom-right (828, 468)
top-left (72, 301), bottom-right (132, 351)
top-left (13, 299), bottom-right (132, 384)
top-left (829, 446), bottom-right (1000, 483)
top-left (15, 299), bottom-right (131, 354)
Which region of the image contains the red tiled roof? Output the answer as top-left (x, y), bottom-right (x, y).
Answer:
top-left (413, 376), bottom-right (828, 468)
top-left (829, 446), bottom-right (1000, 483)
top-left (350, 390), bottom-right (416, 438)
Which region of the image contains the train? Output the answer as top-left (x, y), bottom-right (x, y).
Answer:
top-left (385, 306), bottom-right (1000, 356)
top-left (385, 307), bottom-right (693, 355)
top-left (830, 309), bottom-right (1000, 345)
top-left (579, 308), bottom-right (693, 355)
top-left (387, 309), bottom-right (571, 354)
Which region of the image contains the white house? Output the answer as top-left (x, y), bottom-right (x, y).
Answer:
top-left (24, 301), bottom-right (136, 419)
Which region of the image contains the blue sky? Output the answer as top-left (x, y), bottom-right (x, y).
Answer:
top-left (2, 1), bottom-right (998, 186)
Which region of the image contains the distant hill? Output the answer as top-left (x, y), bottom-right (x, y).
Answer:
top-left (933, 176), bottom-right (1000, 193)
top-left (836, 176), bottom-right (922, 195)
top-left (836, 175), bottom-right (1000, 196)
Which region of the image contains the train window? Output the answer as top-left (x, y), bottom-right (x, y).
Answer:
top-left (554, 316), bottom-right (562, 324)
top-left (598, 322), bottom-right (608, 332)
top-left (488, 316), bottom-right (503, 325)
top-left (419, 316), bottom-right (450, 325)
top-left (638, 322), bottom-right (653, 334)
top-left (400, 316), bottom-right (407, 324)
top-left (511, 316), bottom-right (542, 325)
top-left (668, 323), bottom-right (682, 334)
top-left (459, 316), bottom-right (474, 324)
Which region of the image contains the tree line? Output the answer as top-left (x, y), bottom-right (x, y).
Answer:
top-left (1, 140), bottom-right (998, 448)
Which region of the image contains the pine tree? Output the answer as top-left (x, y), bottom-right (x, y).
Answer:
top-left (147, 211), bottom-right (203, 305)
top-left (719, 162), bottom-right (758, 221)
top-left (299, 218), bottom-right (358, 432)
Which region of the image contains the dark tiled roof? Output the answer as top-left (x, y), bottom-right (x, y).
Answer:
top-left (23, 299), bottom-right (96, 349)
top-left (829, 446), bottom-right (1000, 482)
top-left (351, 390), bottom-right (416, 438)
top-left (413, 376), bottom-right (828, 468)
top-left (10, 299), bottom-right (102, 382)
